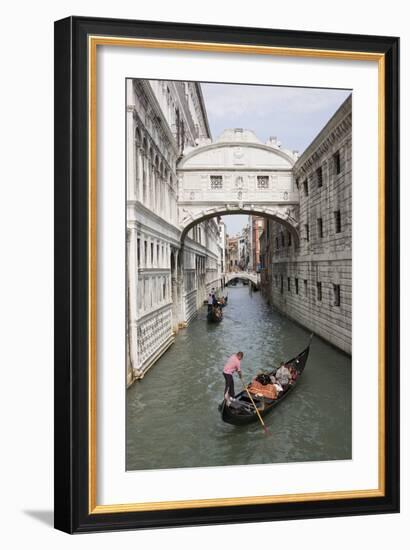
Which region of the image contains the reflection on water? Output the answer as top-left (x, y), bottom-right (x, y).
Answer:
top-left (126, 285), bottom-right (351, 470)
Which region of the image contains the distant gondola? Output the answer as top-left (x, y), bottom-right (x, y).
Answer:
top-left (207, 306), bottom-right (223, 323)
top-left (219, 336), bottom-right (312, 425)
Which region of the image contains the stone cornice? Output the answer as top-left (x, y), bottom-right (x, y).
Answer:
top-left (179, 166), bottom-right (293, 173)
top-left (184, 237), bottom-right (220, 260)
top-left (138, 268), bottom-right (171, 274)
top-left (195, 82), bottom-right (212, 139)
top-left (178, 141), bottom-right (296, 169)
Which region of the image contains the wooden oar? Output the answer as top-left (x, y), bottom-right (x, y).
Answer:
top-left (239, 376), bottom-right (268, 434)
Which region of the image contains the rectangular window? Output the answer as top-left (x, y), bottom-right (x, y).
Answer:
top-left (334, 210), bottom-right (342, 233)
top-left (257, 175), bottom-right (269, 189)
top-left (157, 244), bottom-right (160, 264)
top-left (275, 274), bottom-right (278, 287)
top-left (317, 281), bottom-right (322, 301)
top-left (137, 238), bottom-right (141, 264)
top-left (333, 284), bottom-right (341, 306)
top-left (304, 279), bottom-right (308, 296)
top-left (304, 224), bottom-right (310, 242)
top-left (210, 175), bottom-right (223, 189)
top-left (333, 151), bottom-right (341, 174)
top-left (295, 278), bottom-right (299, 295)
top-left (317, 217), bottom-right (323, 238)
top-left (317, 166), bottom-right (323, 187)
top-left (281, 232), bottom-right (285, 247)
top-left (150, 243), bottom-right (154, 265)
top-left (288, 232), bottom-right (292, 246)
top-left (303, 179), bottom-right (309, 196)
top-left (144, 241), bottom-right (147, 266)
top-left (280, 275), bottom-right (283, 294)
top-left (275, 237), bottom-right (279, 249)
top-left (287, 277), bottom-right (291, 292)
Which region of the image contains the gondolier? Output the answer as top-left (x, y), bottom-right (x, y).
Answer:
top-left (223, 351), bottom-right (244, 401)
top-left (219, 335), bottom-right (313, 425)
top-left (207, 293), bottom-right (213, 312)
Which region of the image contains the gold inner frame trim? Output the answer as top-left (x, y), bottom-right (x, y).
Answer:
top-left (88, 35), bottom-right (386, 514)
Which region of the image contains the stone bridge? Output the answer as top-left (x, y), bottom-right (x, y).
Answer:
top-left (177, 129), bottom-right (300, 244)
top-left (224, 271), bottom-right (260, 286)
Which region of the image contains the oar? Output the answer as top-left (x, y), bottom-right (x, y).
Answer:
top-left (239, 375), bottom-right (268, 435)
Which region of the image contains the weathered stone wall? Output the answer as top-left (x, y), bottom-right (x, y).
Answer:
top-left (262, 96), bottom-right (352, 354)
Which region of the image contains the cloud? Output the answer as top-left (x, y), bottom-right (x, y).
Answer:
top-left (201, 82), bottom-right (351, 152)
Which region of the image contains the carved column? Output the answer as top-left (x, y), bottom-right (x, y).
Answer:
top-left (127, 227), bottom-right (140, 381)
top-left (126, 106), bottom-right (137, 200)
top-left (158, 170), bottom-right (163, 217)
top-left (150, 159), bottom-right (156, 211)
top-left (143, 153), bottom-right (149, 208)
top-left (136, 146), bottom-right (144, 202)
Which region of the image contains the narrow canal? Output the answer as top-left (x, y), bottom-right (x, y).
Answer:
top-left (127, 284), bottom-right (351, 471)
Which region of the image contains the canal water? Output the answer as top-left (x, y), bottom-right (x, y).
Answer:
top-left (127, 284), bottom-right (351, 471)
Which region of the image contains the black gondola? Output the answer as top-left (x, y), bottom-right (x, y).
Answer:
top-left (207, 306), bottom-right (223, 323)
top-left (219, 336), bottom-right (312, 425)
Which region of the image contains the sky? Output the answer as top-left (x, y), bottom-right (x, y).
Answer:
top-left (201, 83), bottom-right (351, 235)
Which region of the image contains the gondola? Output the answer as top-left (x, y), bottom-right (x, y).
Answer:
top-left (207, 306), bottom-right (223, 323)
top-left (219, 296), bottom-right (228, 308)
top-left (219, 335), bottom-right (312, 426)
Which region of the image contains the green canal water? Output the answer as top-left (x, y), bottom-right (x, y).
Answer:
top-left (126, 284), bottom-right (351, 471)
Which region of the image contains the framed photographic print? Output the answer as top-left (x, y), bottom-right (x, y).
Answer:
top-left (54, 16), bottom-right (400, 533)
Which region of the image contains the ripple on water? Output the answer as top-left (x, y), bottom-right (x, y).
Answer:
top-left (127, 285), bottom-right (352, 470)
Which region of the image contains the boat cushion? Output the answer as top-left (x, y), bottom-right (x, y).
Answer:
top-left (248, 380), bottom-right (278, 400)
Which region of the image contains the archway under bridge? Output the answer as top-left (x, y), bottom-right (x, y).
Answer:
top-left (179, 207), bottom-right (299, 246)
top-left (224, 271), bottom-right (259, 286)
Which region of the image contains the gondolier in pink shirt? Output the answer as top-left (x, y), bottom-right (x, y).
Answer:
top-left (223, 351), bottom-right (244, 401)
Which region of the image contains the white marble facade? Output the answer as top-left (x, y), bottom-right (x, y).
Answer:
top-left (127, 80), bottom-right (222, 385)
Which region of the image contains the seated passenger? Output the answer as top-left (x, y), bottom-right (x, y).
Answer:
top-left (289, 366), bottom-right (298, 384)
top-left (276, 363), bottom-right (291, 387)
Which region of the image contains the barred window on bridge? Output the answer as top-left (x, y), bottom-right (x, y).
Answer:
top-left (257, 175), bottom-right (269, 189)
top-left (210, 175), bottom-right (223, 189)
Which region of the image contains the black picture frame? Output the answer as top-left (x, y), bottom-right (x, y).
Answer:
top-left (54, 15), bottom-right (400, 533)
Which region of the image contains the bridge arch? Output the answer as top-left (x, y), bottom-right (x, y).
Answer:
top-left (224, 271), bottom-right (259, 285)
top-left (180, 206), bottom-right (299, 247)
